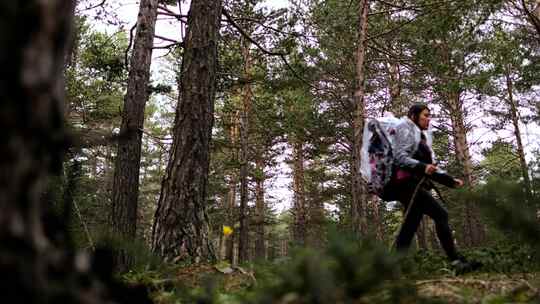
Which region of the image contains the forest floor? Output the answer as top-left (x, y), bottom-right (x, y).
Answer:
top-left (415, 273), bottom-right (539, 303)
top-left (128, 263), bottom-right (540, 303)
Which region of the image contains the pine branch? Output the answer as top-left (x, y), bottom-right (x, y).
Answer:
top-left (223, 9), bottom-right (317, 91)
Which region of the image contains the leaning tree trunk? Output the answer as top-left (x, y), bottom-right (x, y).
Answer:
top-left (504, 65), bottom-right (532, 201)
top-left (152, 0), bottom-right (222, 262)
top-left (111, 0), bottom-right (158, 271)
top-left (0, 1), bottom-right (127, 302)
top-left (238, 36), bottom-right (252, 264)
top-left (351, 0), bottom-right (370, 237)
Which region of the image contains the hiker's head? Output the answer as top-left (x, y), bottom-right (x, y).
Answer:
top-left (407, 103), bottom-right (430, 130)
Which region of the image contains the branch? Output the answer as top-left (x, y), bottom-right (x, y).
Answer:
top-left (155, 34), bottom-right (181, 44)
top-left (68, 128), bottom-right (119, 149)
top-left (157, 4), bottom-right (188, 22)
top-left (366, 9), bottom-right (431, 41)
top-left (153, 43), bottom-right (182, 50)
top-left (124, 23), bottom-right (137, 69)
top-left (372, 0), bottom-right (422, 12)
top-left (222, 9), bottom-right (286, 57)
top-left (520, 0), bottom-right (540, 40)
top-left (223, 9), bottom-right (317, 90)
top-left (79, 0), bottom-right (106, 12)
top-left (224, 16), bottom-right (297, 37)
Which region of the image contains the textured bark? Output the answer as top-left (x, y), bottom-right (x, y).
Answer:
top-left (351, 0), bottom-right (370, 237)
top-left (254, 155), bottom-right (266, 260)
top-left (368, 198), bottom-right (384, 241)
top-left (416, 217), bottom-right (428, 250)
top-left (111, 0), bottom-right (158, 270)
top-left (238, 37), bottom-right (252, 264)
top-left (504, 66), bottom-right (532, 200)
top-left (292, 141), bottom-right (307, 245)
top-left (152, 0), bottom-right (222, 262)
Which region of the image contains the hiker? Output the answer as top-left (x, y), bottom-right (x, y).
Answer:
top-left (382, 103), bottom-right (480, 273)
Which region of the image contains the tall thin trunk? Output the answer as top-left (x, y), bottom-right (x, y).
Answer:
top-left (504, 65), bottom-right (532, 200)
top-left (238, 37), bottom-right (252, 264)
top-left (292, 141), bottom-right (307, 245)
top-left (111, 0), bottom-right (158, 270)
top-left (307, 174), bottom-right (326, 248)
top-left (254, 155), bottom-right (266, 260)
top-left (351, 0), bottom-right (370, 237)
top-left (438, 40), bottom-right (484, 247)
top-left (385, 49), bottom-right (407, 116)
top-left (152, 0), bottom-right (222, 262)
top-left (225, 112), bottom-right (239, 263)
top-left (447, 92), bottom-right (484, 246)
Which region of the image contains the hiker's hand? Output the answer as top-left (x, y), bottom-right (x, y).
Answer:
top-left (454, 179), bottom-right (464, 188)
top-left (425, 164), bottom-right (437, 175)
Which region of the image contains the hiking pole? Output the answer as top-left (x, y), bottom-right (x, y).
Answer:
top-left (391, 176), bottom-right (427, 251)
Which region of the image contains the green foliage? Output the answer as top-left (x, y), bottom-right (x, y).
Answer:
top-left (479, 140), bottom-right (522, 180)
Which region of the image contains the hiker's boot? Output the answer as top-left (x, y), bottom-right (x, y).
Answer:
top-left (450, 257), bottom-right (483, 275)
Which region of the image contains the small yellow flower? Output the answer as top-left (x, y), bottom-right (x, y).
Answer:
top-left (223, 225), bottom-right (233, 236)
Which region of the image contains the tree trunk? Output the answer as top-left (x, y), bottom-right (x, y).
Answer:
top-left (238, 37), bottom-right (252, 264)
top-left (351, 0), bottom-right (370, 237)
top-left (152, 0), bottom-right (222, 262)
top-left (446, 92), bottom-right (485, 246)
top-left (254, 155), bottom-right (266, 260)
top-left (416, 217), bottom-right (428, 250)
top-left (225, 112), bottom-right (239, 263)
top-left (307, 177), bottom-right (326, 248)
top-left (0, 1), bottom-right (122, 302)
top-left (292, 141), bottom-right (307, 246)
top-left (385, 50), bottom-right (407, 116)
top-left (504, 65), bottom-right (532, 201)
top-left (110, 0), bottom-right (158, 270)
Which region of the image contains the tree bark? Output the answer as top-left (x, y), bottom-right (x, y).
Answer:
top-left (0, 0), bottom-right (74, 274)
top-left (0, 1), bottom-right (125, 302)
top-left (110, 0), bottom-right (158, 270)
top-left (292, 141), bottom-right (307, 246)
top-left (238, 37), bottom-right (252, 264)
top-left (225, 111), bottom-right (239, 263)
top-left (351, 0), bottom-right (370, 237)
top-left (254, 155), bottom-right (266, 260)
top-left (152, 0), bottom-right (222, 262)
top-left (504, 65), bottom-right (532, 201)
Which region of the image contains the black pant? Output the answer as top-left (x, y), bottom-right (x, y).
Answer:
top-left (393, 180), bottom-right (459, 260)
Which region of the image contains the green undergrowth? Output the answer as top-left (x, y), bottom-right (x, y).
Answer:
top-left (119, 239), bottom-right (540, 303)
